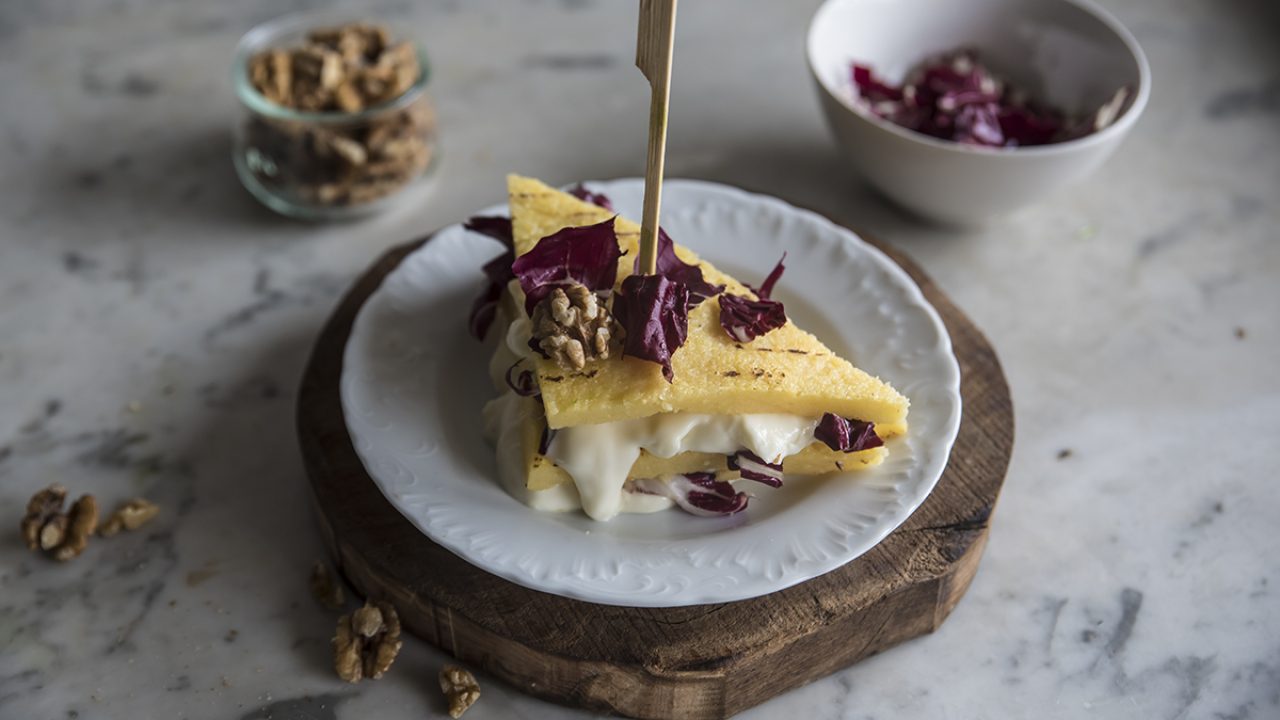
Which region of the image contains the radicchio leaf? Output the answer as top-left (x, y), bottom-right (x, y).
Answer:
top-left (631, 473), bottom-right (749, 517)
top-left (727, 450), bottom-right (784, 488)
top-left (814, 413), bottom-right (884, 453)
top-left (504, 360), bottom-right (539, 397)
top-left (511, 217), bottom-right (623, 315)
top-left (852, 64), bottom-right (903, 103)
top-left (538, 426), bottom-right (556, 456)
top-left (464, 215), bottom-right (515, 246)
top-left (568, 183), bottom-right (614, 211)
top-left (848, 51), bottom-right (1097, 148)
top-left (719, 253), bottom-right (788, 342)
top-left (612, 273), bottom-right (689, 382)
top-left (635, 228), bottom-right (725, 308)
top-left (718, 295), bottom-right (787, 343)
top-left (469, 283), bottom-right (502, 341)
top-left (750, 253), bottom-right (787, 300)
top-left (465, 216), bottom-right (516, 340)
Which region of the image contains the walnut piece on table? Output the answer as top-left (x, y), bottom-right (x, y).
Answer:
top-left (332, 600), bottom-right (402, 683)
top-left (99, 498), bottom-right (160, 537)
top-left (54, 494), bottom-right (99, 561)
top-left (439, 665), bottom-right (481, 718)
top-left (310, 560), bottom-right (346, 610)
top-left (20, 485), bottom-right (99, 561)
top-left (21, 484), bottom-right (68, 551)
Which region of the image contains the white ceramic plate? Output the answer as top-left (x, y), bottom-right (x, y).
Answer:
top-left (341, 179), bottom-right (961, 607)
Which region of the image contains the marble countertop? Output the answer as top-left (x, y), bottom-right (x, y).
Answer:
top-left (2, 0), bottom-right (1277, 718)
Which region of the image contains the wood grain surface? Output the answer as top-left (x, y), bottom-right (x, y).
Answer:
top-left (297, 230), bottom-right (1014, 720)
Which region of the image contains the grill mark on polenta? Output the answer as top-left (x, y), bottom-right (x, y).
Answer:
top-left (544, 375), bottom-right (564, 382)
top-left (723, 370), bottom-right (740, 377)
top-left (786, 349), bottom-right (808, 354)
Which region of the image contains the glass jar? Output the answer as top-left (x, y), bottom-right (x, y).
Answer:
top-left (231, 14), bottom-right (438, 220)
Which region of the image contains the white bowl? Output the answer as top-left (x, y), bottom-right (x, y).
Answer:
top-left (807, 0), bottom-right (1150, 225)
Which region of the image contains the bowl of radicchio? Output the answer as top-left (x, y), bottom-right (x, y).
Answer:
top-left (807, 0), bottom-right (1150, 224)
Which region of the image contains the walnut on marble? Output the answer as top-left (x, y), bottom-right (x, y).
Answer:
top-left (99, 498), bottom-right (160, 537)
top-left (333, 600), bottom-right (402, 683)
top-left (54, 494), bottom-right (98, 562)
top-left (21, 485), bottom-right (99, 561)
top-left (439, 665), bottom-right (481, 718)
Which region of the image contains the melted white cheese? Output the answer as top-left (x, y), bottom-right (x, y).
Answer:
top-left (483, 392), bottom-right (674, 515)
top-left (485, 307), bottom-right (535, 391)
top-left (545, 412), bottom-right (819, 521)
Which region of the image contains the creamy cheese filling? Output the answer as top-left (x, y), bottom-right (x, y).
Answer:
top-left (545, 412), bottom-right (819, 521)
top-left (483, 392), bottom-right (675, 515)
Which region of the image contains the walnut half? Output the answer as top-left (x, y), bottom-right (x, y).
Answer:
top-left (99, 498), bottom-right (159, 537)
top-left (333, 600), bottom-right (402, 683)
top-left (21, 484), bottom-right (68, 551)
top-left (530, 283), bottom-right (613, 371)
top-left (54, 495), bottom-right (98, 562)
top-left (20, 485), bottom-right (98, 561)
top-left (439, 665), bottom-right (481, 718)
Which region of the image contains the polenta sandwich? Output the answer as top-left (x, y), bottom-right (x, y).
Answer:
top-left (469, 176), bottom-right (908, 521)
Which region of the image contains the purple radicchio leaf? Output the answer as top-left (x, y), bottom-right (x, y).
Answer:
top-left (814, 413), bottom-right (884, 453)
top-left (719, 253), bottom-right (788, 343)
top-left (468, 283), bottom-right (502, 341)
top-left (538, 425), bottom-right (556, 456)
top-left (727, 450), bottom-right (784, 488)
top-left (749, 253), bottom-right (787, 300)
top-left (465, 215), bottom-right (514, 246)
top-left (465, 216), bottom-right (516, 340)
top-left (852, 64), bottom-right (903, 103)
top-left (504, 360), bottom-right (539, 397)
top-left (612, 273), bottom-right (689, 382)
top-left (635, 228), bottom-right (725, 308)
top-left (631, 473), bottom-right (749, 517)
top-left (511, 217), bottom-right (623, 315)
top-left (568, 183), bottom-right (614, 211)
top-left (718, 294), bottom-right (787, 343)
top-left (849, 51), bottom-right (1088, 148)
top-left (997, 105), bottom-right (1063, 147)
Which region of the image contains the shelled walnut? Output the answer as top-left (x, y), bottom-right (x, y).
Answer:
top-left (439, 665), bottom-right (481, 718)
top-left (531, 284), bottom-right (614, 371)
top-left (241, 22), bottom-right (436, 211)
top-left (20, 485), bottom-right (98, 561)
top-left (99, 498), bottom-right (160, 537)
top-left (333, 600), bottom-right (402, 683)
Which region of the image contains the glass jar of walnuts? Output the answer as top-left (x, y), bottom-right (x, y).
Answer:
top-left (232, 15), bottom-right (437, 219)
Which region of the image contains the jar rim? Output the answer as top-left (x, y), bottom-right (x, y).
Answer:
top-left (232, 11), bottom-right (432, 124)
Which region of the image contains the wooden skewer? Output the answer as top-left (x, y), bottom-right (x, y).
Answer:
top-left (635, 0), bottom-right (678, 276)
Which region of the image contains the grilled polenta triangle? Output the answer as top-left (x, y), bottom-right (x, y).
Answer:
top-left (507, 175), bottom-right (909, 433)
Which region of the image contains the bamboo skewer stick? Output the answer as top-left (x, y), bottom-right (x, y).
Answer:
top-left (635, 0), bottom-right (678, 276)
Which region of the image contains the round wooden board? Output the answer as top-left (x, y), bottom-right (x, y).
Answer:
top-left (297, 229), bottom-right (1013, 720)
